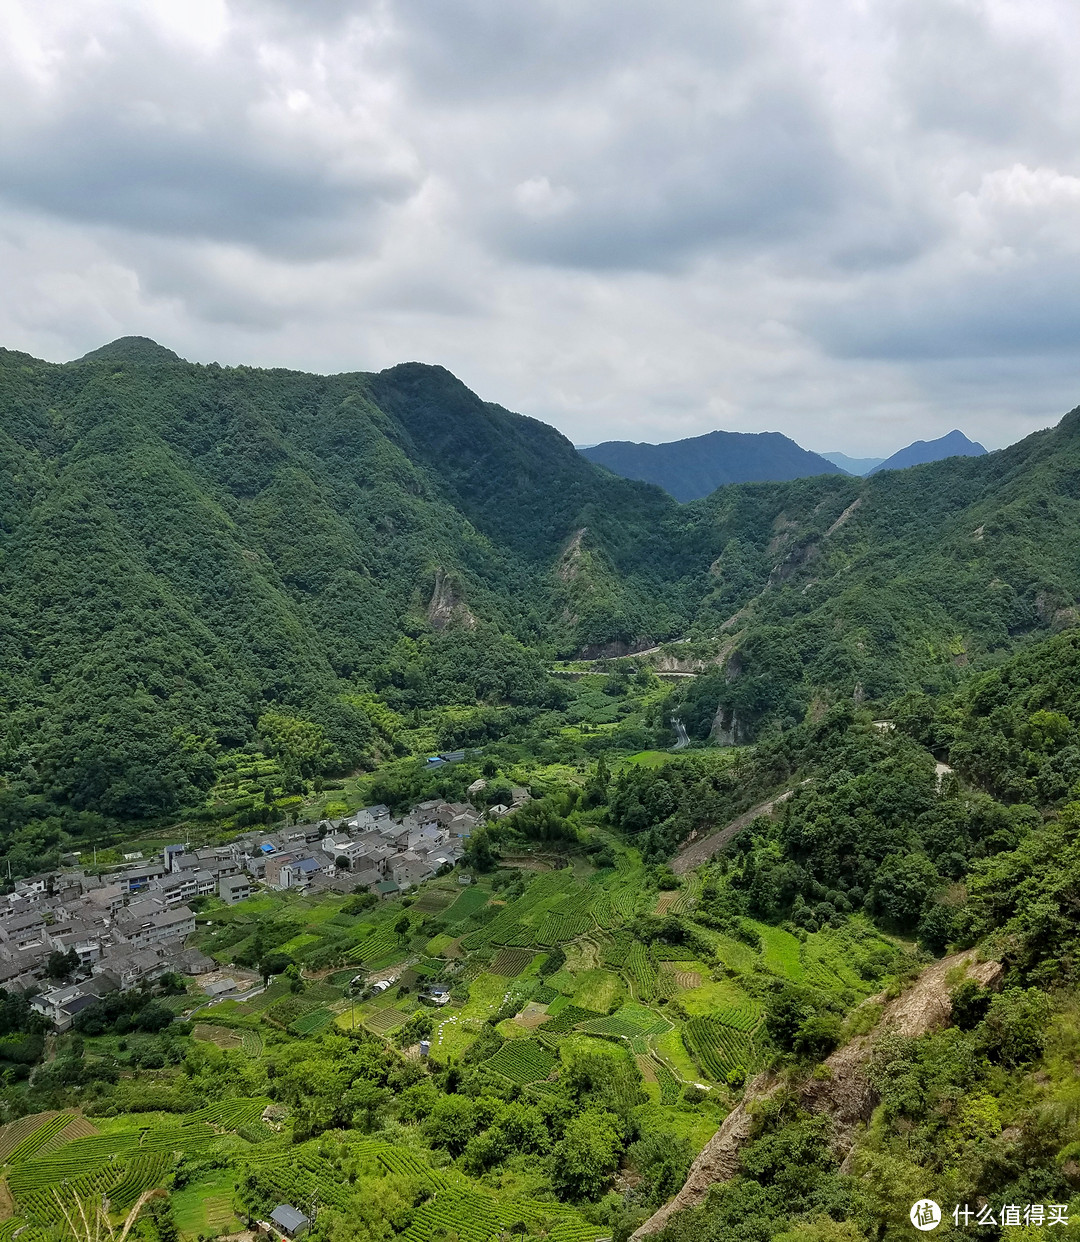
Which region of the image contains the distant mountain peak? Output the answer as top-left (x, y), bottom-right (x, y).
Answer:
top-left (820, 451), bottom-right (885, 477)
top-left (75, 337), bottom-right (183, 365)
top-left (868, 429), bottom-right (986, 475)
top-left (580, 429), bottom-right (843, 501)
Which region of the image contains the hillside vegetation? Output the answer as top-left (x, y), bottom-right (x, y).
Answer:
top-left (4, 342), bottom-right (1080, 1240)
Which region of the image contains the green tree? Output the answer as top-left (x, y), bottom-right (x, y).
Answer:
top-left (552, 1110), bottom-right (623, 1201)
top-left (45, 948), bottom-right (80, 980)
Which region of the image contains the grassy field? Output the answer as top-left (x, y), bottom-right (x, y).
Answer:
top-left (171, 1169), bottom-right (244, 1238)
top-left (568, 968), bottom-right (625, 1012)
top-left (622, 750), bottom-right (678, 769)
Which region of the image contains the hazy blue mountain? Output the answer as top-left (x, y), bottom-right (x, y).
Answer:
top-left (580, 429), bottom-right (843, 502)
top-left (820, 451), bottom-right (885, 475)
top-left (868, 429), bottom-right (986, 475)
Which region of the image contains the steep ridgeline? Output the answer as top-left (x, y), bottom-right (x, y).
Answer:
top-left (670, 409), bottom-right (1080, 742)
top-left (0, 341), bottom-right (684, 818)
top-left (581, 430), bottom-right (843, 502)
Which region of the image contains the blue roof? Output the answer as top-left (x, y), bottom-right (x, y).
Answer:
top-left (424, 756), bottom-right (446, 768)
top-left (270, 1205), bottom-right (309, 1233)
top-left (296, 858), bottom-right (321, 873)
top-left (260, 843), bottom-right (275, 853)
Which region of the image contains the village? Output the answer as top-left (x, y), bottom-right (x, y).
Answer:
top-left (0, 780), bottom-right (533, 1032)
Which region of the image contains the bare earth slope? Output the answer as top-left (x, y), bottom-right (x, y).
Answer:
top-left (671, 787), bottom-right (800, 876)
top-left (631, 951), bottom-right (1004, 1237)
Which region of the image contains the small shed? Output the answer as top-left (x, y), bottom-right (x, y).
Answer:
top-left (270, 1205), bottom-right (310, 1238)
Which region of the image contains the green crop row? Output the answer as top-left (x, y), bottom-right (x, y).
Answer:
top-left (683, 1017), bottom-right (757, 1079)
top-left (184, 1098), bottom-right (271, 1129)
top-left (400, 1188), bottom-right (605, 1242)
top-left (6, 1115), bottom-right (73, 1166)
top-left (626, 941), bottom-right (657, 999)
top-left (242, 1146), bottom-right (353, 1211)
top-left (15, 1164), bottom-right (118, 1223)
top-left (542, 1005), bottom-right (602, 1033)
top-left (533, 911), bottom-right (591, 946)
top-left (602, 931), bottom-right (632, 968)
top-left (712, 999), bottom-right (764, 1033)
top-left (484, 1040), bottom-right (555, 1084)
top-left (290, 1007), bottom-right (336, 1036)
top-left (109, 1152), bottom-right (172, 1210)
top-left (651, 1057), bottom-right (681, 1105)
top-left (350, 1140), bottom-right (450, 1189)
top-left (589, 895), bottom-right (617, 929)
top-left (652, 944), bottom-right (699, 961)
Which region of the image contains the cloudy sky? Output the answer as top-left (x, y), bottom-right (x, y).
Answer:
top-left (3, 0), bottom-right (1080, 454)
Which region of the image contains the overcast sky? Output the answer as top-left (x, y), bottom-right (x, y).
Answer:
top-left (3, 1), bottom-right (1080, 454)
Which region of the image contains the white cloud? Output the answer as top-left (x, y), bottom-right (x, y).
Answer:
top-left (1, 0), bottom-right (1080, 457)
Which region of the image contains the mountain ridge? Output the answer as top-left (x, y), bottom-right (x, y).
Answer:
top-left (581, 428), bottom-right (843, 501)
top-left (2, 338), bottom-right (1079, 828)
top-left (868, 427), bottom-right (986, 474)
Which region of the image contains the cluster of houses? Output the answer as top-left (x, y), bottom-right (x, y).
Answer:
top-left (3, 787), bottom-right (532, 1032)
top-left (0, 868), bottom-right (212, 1032)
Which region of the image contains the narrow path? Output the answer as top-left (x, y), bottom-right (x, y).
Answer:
top-left (671, 785), bottom-right (805, 875)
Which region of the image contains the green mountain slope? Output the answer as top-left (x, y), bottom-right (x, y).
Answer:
top-left (672, 410), bottom-right (1080, 738)
top-left (0, 344), bottom-right (684, 818)
top-left (2, 338), bottom-right (1079, 826)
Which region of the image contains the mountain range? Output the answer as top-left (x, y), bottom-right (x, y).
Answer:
top-left (820, 450), bottom-right (885, 474)
top-left (579, 430), bottom-right (843, 501)
top-left (1, 336), bottom-right (1078, 825)
top-left (582, 427), bottom-right (988, 498)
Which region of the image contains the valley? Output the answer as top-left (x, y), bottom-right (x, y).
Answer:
top-left (1, 343), bottom-right (1080, 1241)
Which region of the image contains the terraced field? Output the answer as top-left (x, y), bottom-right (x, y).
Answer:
top-left (683, 1016), bottom-right (759, 1080)
top-left (399, 1187), bottom-right (607, 1242)
top-left (484, 1039), bottom-right (556, 1084)
top-left (51, 815), bottom-right (906, 1242)
top-left (490, 947), bottom-right (535, 976)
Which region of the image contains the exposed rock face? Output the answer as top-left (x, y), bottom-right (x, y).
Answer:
top-left (557, 527), bottom-right (587, 582)
top-left (710, 705), bottom-right (747, 747)
top-left (427, 567), bottom-right (477, 631)
top-left (579, 638), bottom-right (656, 659)
top-left (825, 497), bottom-right (863, 537)
top-left (631, 951), bottom-right (1005, 1238)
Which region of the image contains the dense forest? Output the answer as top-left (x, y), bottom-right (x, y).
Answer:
top-left (2, 341), bottom-right (1080, 842)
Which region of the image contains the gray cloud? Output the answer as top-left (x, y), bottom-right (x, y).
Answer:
top-left (0, 5), bottom-right (417, 257)
top-left (0, 0), bottom-right (1079, 457)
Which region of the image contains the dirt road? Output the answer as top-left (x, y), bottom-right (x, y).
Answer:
top-left (671, 786), bottom-right (801, 875)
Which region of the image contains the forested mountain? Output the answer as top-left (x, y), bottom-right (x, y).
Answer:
top-left (0, 338), bottom-right (1078, 835)
top-left (867, 428), bottom-right (986, 474)
top-left (580, 430), bottom-right (843, 501)
top-left (0, 340), bottom-right (685, 822)
top-left (671, 411), bottom-right (1080, 742)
